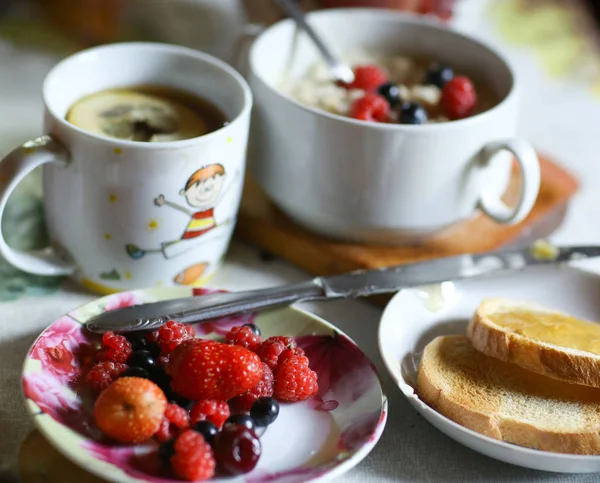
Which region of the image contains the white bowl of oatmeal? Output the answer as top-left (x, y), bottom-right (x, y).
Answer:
top-left (281, 51), bottom-right (499, 125)
top-left (248, 9), bottom-right (540, 244)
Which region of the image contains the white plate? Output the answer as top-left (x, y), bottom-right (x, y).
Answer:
top-left (22, 287), bottom-right (388, 483)
top-left (378, 264), bottom-right (600, 473)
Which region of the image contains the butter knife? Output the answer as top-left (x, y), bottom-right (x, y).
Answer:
top-left (86, 243), bottom-right (599, 333)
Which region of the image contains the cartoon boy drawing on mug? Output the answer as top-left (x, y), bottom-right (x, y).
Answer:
top-left (125, 163), bottom-right (237, 260)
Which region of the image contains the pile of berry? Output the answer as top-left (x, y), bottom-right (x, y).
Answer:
top-left (84, 322), bottom-right (318, 481)
top-left (345, 62), bottom-right (477, 124)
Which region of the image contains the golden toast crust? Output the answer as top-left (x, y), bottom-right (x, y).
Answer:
top-left (467, 298), bottom-right (600, 388)
top-left (416, 335), bottom-right (600, 455)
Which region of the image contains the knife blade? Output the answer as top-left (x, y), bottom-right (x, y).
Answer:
top-left (86, 243), bottom-right (600, 333)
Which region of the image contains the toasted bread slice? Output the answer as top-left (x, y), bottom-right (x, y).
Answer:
top-left (468, 298), bottom-right (600, 387)
top-left (417, 335), bottom-right (600, 454)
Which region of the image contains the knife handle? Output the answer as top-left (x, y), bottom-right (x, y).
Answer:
top-left (87, 279), bottom-right (328, 333)
top-left (174, 279), bottom-right (326, 325)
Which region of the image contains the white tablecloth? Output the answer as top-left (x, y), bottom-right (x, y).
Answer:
top-left (1, 1), bottom-right (600, 481)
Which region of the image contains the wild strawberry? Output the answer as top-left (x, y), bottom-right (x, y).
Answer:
top-left (171, 429), bottom-right (216, 481)
top-left (344, 64), bottom-right (388, 92)
top-left (168, 340), bottom-right (262, 401)
top-left (257, 336), bottom-right (303, 371)
top-left (440, 75), bottom-right (477, 120)
top-left (229, 363), bottom-right (274, 412)
top-left (274, 355), bottom-right (318, 402)
top-left (190, 400), bottom-right (230, 429)
top-left (84, 361), bottom-right (127, 393)
top-left (94, 377), bottom-right (167, 443)
top-left (350, 93), bottom-right (390, 122)
top-left (157, 320), bottom-right (195, 354)
top-left (225, 325), bottom-right (262, 352)
top-left (96, 331), bottom-right (132, 364)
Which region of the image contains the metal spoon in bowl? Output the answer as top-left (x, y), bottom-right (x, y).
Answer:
top-left (272, 0), bottom-right (355, 84)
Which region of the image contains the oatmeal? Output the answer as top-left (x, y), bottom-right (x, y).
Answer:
top-left (282, 52), bottom-right (496, 124)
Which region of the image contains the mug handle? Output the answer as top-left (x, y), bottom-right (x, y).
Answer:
top-left (477, 139), bottom-right (541, 224)
top-left (0, 135), bottom-right (76, 276)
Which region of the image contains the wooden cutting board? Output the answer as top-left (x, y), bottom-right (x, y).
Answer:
top-left (234, 154), bottom-right (579, 305)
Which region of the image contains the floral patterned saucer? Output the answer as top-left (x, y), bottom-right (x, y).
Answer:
top-left (21, 287), bottom-right (388, 483)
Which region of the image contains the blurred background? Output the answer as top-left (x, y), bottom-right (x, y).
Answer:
top-left (3, 2), bottom-right (600, 481)
top-left (0, 0), bottom-right (456, 56)
top-left (0, 0), bottom-right (598, 301)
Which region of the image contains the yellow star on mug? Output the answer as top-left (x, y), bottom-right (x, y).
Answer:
top-left (146, 218), bottom-right (160, 232)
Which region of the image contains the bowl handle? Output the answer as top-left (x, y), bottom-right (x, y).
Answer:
top-left (477, 139), bottom-right (541, 224)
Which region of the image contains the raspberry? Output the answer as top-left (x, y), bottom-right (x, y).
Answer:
top-left (274, 355), bottom-right (318, 402)
top-left (155, 403), bottom-right (190, 443)
top-left (225, 326), bottom-right (262, 352)
top-left (257, 336), bottom-right (298, 371)
top-left (229, 363), bottom-right (274, 412)
top-left (156, 417), bottom-right (178, 443)
top-left (345, 64), bottom-right (388, 92)
top-left (171, 430), bottom-right (216, 481)
top-left (157, 320), bottom-right (195, 354)
top-left (84, 361), bottom-right (127, 392)
top-left (165, 403), bottom-right (190, 429)
top-left (190, 400), bottom-right (230, 429)
top-left (96, 331), bottom-right (132, 364)
top-left (281, 346), bottom-right (305, 362)
top-left (440, 75), bottom-right (477, 120)
top-left (350, 93), bottom-right (390, 123)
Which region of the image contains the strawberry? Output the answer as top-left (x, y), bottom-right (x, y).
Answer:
top-left (168, 340), bottom-right (263, 401)
top-left (229, 363), bottom-right (274, 412)
top-left (94, 377), bottom-right (167, 443)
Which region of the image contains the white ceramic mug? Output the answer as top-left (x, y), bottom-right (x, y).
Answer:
top-left (0, 42), bottom-right (252, 294)
top-left (248, 9), bottom-right (541, 244)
